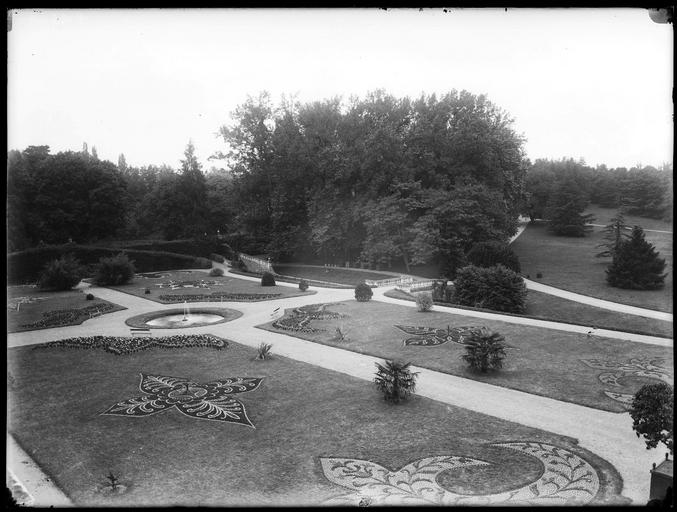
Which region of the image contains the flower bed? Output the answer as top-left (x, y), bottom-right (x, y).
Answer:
top-left (32, 334), bottom-right (229, 355)
top-left (272, 303), bottom-right (345, 333)
top-left (158, 292), bottom-right (282, 302)
top-left (20, 303), bottom-right (117, 329)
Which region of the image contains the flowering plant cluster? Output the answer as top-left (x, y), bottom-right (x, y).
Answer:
top-left (20, 303), bottom-right (116, 329)
top-left (32, 334), bottom-right (229, 355)
top-left (159, 292), bottom-right (281, 302)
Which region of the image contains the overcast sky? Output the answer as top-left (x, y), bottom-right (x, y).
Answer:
top-left (7, 8), bottom-right (674, 171)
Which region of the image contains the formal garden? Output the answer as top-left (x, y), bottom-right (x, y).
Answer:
top-left (7, 338), bottom-right (628, 506)
top-left (259, 300), bottom-right (673, 413)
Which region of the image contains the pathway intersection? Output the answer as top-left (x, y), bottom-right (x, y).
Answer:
top-left (7, 262), bottom-right (674, 506)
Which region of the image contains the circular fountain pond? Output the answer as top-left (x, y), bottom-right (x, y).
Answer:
top-left (125, 307), bottom-right (243, 329)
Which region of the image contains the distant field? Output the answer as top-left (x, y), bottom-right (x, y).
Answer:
top-left (511, 222), bottom-right (672, 313)
top-left (584, 205), bottom-right (672, 232)
top-left (273, 265), bottom-right (399, 286)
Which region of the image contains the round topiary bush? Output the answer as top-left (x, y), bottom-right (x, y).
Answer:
top-left (261, 272), bottom-right (276, 286)
top-left (86, 293), bottom-right (95, 300)
top-left (38, 254), bottom-right (83, 291)
top-left (453, 264), bottom-right (527, 314)
top-left (298, 279), bottom-right (309, 291)
top-left (94, 253), bottom-right (136, 286)
top-left (415, 292), bottom-right (433, 312)
top-left (354, 282), bottom-right (373, 302)
top-left (466, 241), bottom-right (521, 273)
top-left (209, 267), bottom-right (225, 277)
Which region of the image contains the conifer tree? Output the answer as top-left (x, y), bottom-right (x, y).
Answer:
top-left (595, 208), bottom-right (631, 258)
top-left (544, 179), bottom-right (595, 237)
top-left (606, 226), bottom-right (667, 289)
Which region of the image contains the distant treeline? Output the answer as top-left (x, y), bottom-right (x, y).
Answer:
top-left (7, 89), bottom-right (672, 278)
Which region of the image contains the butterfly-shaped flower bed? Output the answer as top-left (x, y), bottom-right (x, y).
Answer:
top-left (273, 303), bottom-right (345, 333)
top-left (395, 324), bottom-right (518, 349)
top-left (321, 441), bottom-right (600, 506)
top-left (580, 356), bottom-right (673, 406)
top-left (103, 373), bottom-right (262, 427)
top-left (32, 334), bottom-right (229, 355)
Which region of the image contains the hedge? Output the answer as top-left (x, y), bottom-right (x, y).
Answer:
top-left (7, 244), bottom-right (211, 285)
top-left (123, 239), bottom-right (227, 259)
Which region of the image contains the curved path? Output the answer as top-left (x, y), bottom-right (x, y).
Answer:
top-left (509, 218), bottom-right (672, 322)
top-left (7, 264), bottom-right (673, 505)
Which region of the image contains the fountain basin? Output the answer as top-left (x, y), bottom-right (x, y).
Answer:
top-left (125, 307), bottom-right (242, 329)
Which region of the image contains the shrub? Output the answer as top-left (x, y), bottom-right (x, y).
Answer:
top-left (415, 292), bottom-right (433, 312)
top-left (536, 272), bottom-right (543, 278)
top-left (144, 288), bottom-right (151, 294)
top-left (210, 253), bottom-right (226, 263)
top-left (86, 293), bottom-right (94, 300)
top-left (462, 329), bottom-right (507, 373)
top-left (255, 342), bottom-right (273, 360)
top-left (354, 282), bottom-right (373, 302)
top-left (629, 382), bottom-right (673, 454)
top-left (466, 241), bottom-right (521, 273)
top-left (452, 265), bottom-right (527, 314)
top-left (94, 253), bottom-right (136, 286)
top-left (298, 279), bottom-right (309, 291)
top-left (209, 267), bottom-right (224, 277)
top-left (606, 226), bottom-right (667, 290)
top-left (374, 360), bottom-right (418, 404)
top-left (38, 254), bottom-right (83, 291)
top-left (261, 272), bottom-right (276, 286)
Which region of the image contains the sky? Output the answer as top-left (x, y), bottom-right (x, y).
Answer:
top-left (7, 8), bottom-right (674, 171)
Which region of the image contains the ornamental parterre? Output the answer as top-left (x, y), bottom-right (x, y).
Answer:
top-left (102, 373), bottom-right (262, 427)
top-left (32, 334), bottom-right (229, 355)
top-left (158, 292), bottom-right (282, 302)
top-left (272, 303), bottom-right (345, 333)
top-left (20, 303), bottom-right (116, 329)
top-left (396, 325), bottom-right (518, 349)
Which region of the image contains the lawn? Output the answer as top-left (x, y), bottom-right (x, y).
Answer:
top-left (7, 338), bottom-right (625, 506)
top-left (383, 288), bottom-right (673, 338)
top-left (584, 205), bottom-right (673, 232)
top-left (272, 264), bottom-right (401, 286)
top-left (7, 285), bottom-right (127, 333)
top-left (258, 300), bottom-right (673, 413)
top-left (511, 222), bottom-right (672, 313)
top-left (104, 270), bottom-right (315, 303)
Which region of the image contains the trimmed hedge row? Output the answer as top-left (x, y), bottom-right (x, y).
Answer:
top-left (7, 244), bottom-right (211, 285)
top-left (123, 239), bottom-right (226, 258)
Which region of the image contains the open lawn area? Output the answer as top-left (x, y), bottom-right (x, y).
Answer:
top-left (258, 301), bottom-right (673, 413)
top-left (584, 205), bottom-right (673, 232)
top-left (104, 270), bottom-right (315, 303)
top-left (8, 339), bottom-right (625, 506)
top-left (384, 288), bottom-right (673, 338)
top-left (272, 264), bottom-right (400, 286)
top-left (511, 222), bottom-right (672, 313)
top-left (7, 285), bottom-right (127, 333)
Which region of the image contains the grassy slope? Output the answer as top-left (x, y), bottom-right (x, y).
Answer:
top-left (7, 341), bottom-right (623, 506)
top-left (7, 286), bottom-right (127, 333)
top-left (384, 288), bottom-right (673, 338)
top-left (105, 270), bottom-right (315, 302)
top-left (584, 205), bottom-right (672, 232)
top-left (511, 222), bottom-right (672, 313)
top-left (258, 300), bottom-right (673, 413)
top-left (272, 265), bottom-right (400, 286)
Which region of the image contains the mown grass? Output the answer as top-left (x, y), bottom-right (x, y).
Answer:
top-left (7, 285), bottom-right (127, 333)
top-left (259, 300), bottom-right (673, 413)
top-left (7, 340), bottom-right (624, 506)
top-left (584, 205), bottom-right (672, 232)
top-left (272, 264), bottom-right (400, 286)
top-left (511, 222), bottom-right (672, 313)
top-left (383, 288), bottom-right (673, 338)
top-left (104, 270), bottom-right (315, 303)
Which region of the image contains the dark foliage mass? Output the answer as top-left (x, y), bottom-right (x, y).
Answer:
top-left (261, 272), bottom-right (276, 286)
top-left (461, 329), bottom-right (507, 373)
top-left (38, 254), bottom-right (83, 291)
top-left (629, 382), bottom-right (673, 454)
top-left (94, 253), bottom-right (136, 286)
top-left (606, 226), bottom-right (667, 290)
top-left (466, 241), bottom-right (521, 273)
top-left (354, 282), bottom-right (374, 302)
top-left (373, 360), bottom-right (418, 404)
top-left (452, 264), bottom-right (527, 314)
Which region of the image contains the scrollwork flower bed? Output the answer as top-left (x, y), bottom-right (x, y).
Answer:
top-left (20, 303), bottom-right (117, 329)
top-left (32, 334), bottom-right (229, 355)
top-left (158, 292), bottom-right (282, 302)
top-left (272, 303), bottom-right (345, 333)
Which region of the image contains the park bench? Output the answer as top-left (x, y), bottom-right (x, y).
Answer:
top-left (130, 327), bottom-right (152, 337)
